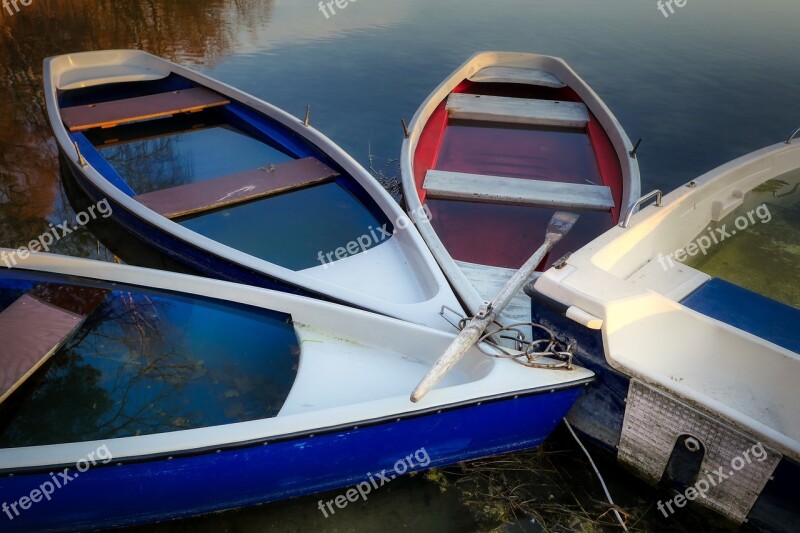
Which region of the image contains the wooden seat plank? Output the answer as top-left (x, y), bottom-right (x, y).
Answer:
top-left (60, 87), bottom-right (231, 132)
top-left (135, 157), bottom-right (341, 219)
top-left (446, 94), bottom-right (589, 128)
top-left (0, 295), bottom-right (85, 403)
top-left (468, 66), bottom-right (566, 88)
top-left (424, 170), bottom-right (614, 211)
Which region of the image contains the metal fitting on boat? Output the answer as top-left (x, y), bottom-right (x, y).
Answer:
top-left (684, 436), bottom-right (702, 452)
top-left (620, 190), bottom-right (663, 229)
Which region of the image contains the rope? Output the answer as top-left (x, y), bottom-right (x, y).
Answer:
top-left (564, 419), bottom-right (628, 531)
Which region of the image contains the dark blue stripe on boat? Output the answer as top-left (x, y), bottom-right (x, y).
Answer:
top-left (224, 103), bottom-right (320, 162)
top-left (682, 278), bottom-right (800, 353)
top-left (71, 133), bottom-right (136, 196)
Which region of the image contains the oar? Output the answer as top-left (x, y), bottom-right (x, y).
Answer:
top-left (410, 211), bottom-right (580, 403)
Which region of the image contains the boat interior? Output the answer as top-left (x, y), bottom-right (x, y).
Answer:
top-left (413, 65), bottom-right (624, 271)
top-left (0, 268), bottom-right (301, 448)
top-left (57, 73), bottom-right (394, 273)
top-left (536, 142), bottom-right (800, 459)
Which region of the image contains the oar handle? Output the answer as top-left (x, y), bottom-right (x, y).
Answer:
top-left (410, 316), bottom-right (493, 403)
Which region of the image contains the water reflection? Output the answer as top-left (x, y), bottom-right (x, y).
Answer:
top-left (0, 273), bottom-right (299, 447)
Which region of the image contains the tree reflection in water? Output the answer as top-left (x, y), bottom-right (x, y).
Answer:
top-left (0, 277), bottom-right (299, 448)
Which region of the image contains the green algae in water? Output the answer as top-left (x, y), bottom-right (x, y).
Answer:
top-left (685, 169), bottom-right (800, 309)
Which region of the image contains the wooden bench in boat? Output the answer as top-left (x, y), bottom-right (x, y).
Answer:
top-left (446, 93), bottom-right (589, 129)
top-left (135, 157), bottom-right (341, 219)
top-left (424, 170), bottom-right (614, 211)
top-left (60, 87), bottom-right (231, 132)
top-left (468, 66), bottom-right (566, 88)
top-left (0, 285), bottom-right (108, 404)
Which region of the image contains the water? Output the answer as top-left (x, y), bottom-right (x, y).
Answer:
top-left (685, 170), bottom-right (800, 308)
top-left (0, 271), bottom-right (299, 447)
top-left (1, 0), bottom-right (799, 530)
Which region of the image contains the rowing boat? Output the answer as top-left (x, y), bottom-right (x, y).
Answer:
top-left (400, 52), bottom-right (640, 333)
top-left (44, 50), bottom-right (462, 330)
top-left (531, 137), bottom-right (800, 530)
top-left (0, 251), bottom-right (592, 531)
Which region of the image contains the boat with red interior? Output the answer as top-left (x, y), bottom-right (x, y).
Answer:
top-left (401, 51), bottom-right (641, 330)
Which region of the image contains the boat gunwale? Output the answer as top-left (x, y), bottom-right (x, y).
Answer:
top-left (0, 378), bottom-right (592, 476)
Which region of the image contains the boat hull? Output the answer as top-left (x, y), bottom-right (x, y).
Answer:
top-left (532, 304), bottom-right (800, 532)
top-left (0, 387), bottom-right (583, 531)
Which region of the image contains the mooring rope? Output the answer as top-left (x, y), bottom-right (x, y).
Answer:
top-left (565, 419), bottom-right (628, 531)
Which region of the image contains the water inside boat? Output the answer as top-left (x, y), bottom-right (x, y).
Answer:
top-left (416, 82), bottom-right (622, 270)
top-left (684, 169), bottom-right (800, 309)
top-left (60, 75), bottom-right (393, 271)
top-left (0, 271), bottom-right (300, 447)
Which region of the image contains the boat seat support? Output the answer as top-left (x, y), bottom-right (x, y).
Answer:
top-left (135, 157), bottom-right (340, 219)
top-left (60, 87), bottom-right (231, 132)
top-left (468, 66), bottom-right (566, 88)
top-left (446, 93), bottom-right (589, 128)
top-left (424, 170), bottom-right (614, 211)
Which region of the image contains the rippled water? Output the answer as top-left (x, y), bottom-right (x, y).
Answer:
top-left (1, 0), bottom-right (798, 531)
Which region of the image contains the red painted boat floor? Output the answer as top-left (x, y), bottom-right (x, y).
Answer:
top-left (437, 120), bottom-right (602, 184)
top-left (417, 82), bottom-right (622, 270)
top-left (427, 198), bottom-right (614, 270)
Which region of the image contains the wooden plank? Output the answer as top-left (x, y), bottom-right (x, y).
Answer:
top-left (60, 87), bottom-right (230, 132)
top-left (136, 157), bottom-right (340, 219)
top-left (424, 170), bottom-right (614, 211)
top-left (446, 94), bottom-right (589, 128)
top-left (0, 284), bottom-right (109, 404)
top-left (469, 66), bottom-right (565, 88)
top-left (0, 295), bottom-right (82, 403)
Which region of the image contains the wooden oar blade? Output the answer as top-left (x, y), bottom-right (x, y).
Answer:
top-left (545, 211), bottom-right (580, 240)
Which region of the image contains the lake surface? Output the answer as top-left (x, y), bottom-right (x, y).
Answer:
top-left (0, 0), bottom-right (798, 531)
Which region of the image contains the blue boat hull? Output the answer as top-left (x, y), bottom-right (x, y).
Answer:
top-left (0, 387), bottom-right (583, 531)
top-left (532, 304), bottom-right (800, 532)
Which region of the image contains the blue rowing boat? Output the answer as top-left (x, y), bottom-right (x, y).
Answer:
top-left (0, 252), bottom-right (593, 531)
top-left (44, 50), bottom-right (462, 331)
